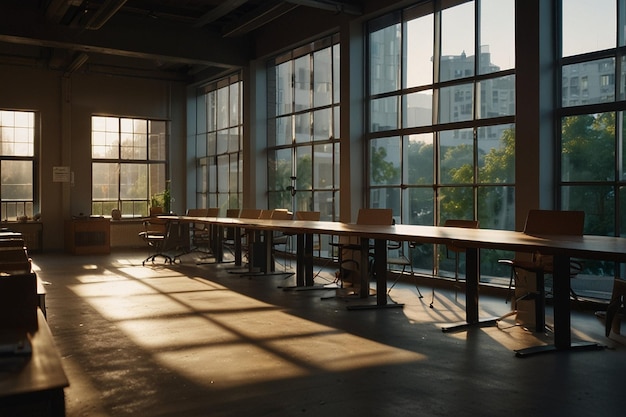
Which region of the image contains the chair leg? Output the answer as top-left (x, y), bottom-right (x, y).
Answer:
top-left (605, 296), bottom-right (622, 337)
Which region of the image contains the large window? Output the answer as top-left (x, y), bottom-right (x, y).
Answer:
top-left (267, 35), bottom-right (340, 257)
top-left (91, 116), bottom-right (167, 217)
top-left (559, 0), bottom-right (626, 289)
top-left (195, 74), bottom-right (243, 213)
top-left (0, 110), bottom-right (36, 221)
top-left (367, 0), bottom-right (515, 278)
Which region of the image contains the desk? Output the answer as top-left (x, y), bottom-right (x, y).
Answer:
top-left (0, 309), bottom-right (69, 416)
top-left (162, 216), bottom-right (626, 355)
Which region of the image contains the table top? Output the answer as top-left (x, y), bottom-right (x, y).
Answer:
top-left (0, 309), bottom-right (69, 398)
top-left (163, 215), bottom-right (626, 262)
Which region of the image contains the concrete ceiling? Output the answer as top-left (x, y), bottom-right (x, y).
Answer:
top-left (0, 0), bottom-right (363, 82)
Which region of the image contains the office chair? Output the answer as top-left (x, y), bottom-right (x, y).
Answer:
top-left (187, 207), bottom-right (219, 258)
top-left (387, 240), bottom-right (423, 298)
top-left (599, 278), bottom-right (625, 337)
top-left (138, 207), bottom-right (172, 265)
top-left (269, 209), bottom-right (293, 271)
top-left (430, 219), bottom-right (480, 307)
top-left (497, 209), bottom-right (584, 332)
top-left (330, 208), bottom-right (393, 295)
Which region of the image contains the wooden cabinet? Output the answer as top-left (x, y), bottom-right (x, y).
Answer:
top-left (65, 217), bottom-right (111, 254)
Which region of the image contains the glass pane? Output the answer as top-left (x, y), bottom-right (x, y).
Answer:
top-left (275, 115), bottom-right (293, 146)
top-left (149, 164), bottom-right (165, 198)
top-left (622, 112), bottom-right (626, 180)
top-left (207, 132), bottom-right (216, 156)
top-left (0, 111), bottom-right (34, 157)
top-left (276, 61), bottom-right (293, 115)
top-left (217, 86), bottom-right (229, 130)
top-left (313, 143), bottom-right (333, 189)
top-left (296, 146), bottom-right (312, 190)
top-left (370, 137), bottom-right (401, 186)
top-left (371, 95), bottom-right (399, 132)
top-left (562, 58), bottom-right (616, 107)
top-left (440, 1), bottom-right (475, 82)
top-left (312, 108), bottom-right (331, 141)
top-left (439, 83), bottom-right (474, 123)
top-left (408, 187), bottom-right (434, 225)
top-left (405, 13), bottom-right (433, 87)
top-left (313, 47), bottom-right (332, 107)
top-left (439, 129), bottom-right (474, 184)
top-left (217, 154), bottom-right (229, 193)
top-left (333, 43), bottom-right (340, 104)
top-left (217, 129), bottom-right (228, 154)
top-left (149, 121), bottom-right (166, 161)
top-left (479, 0), bottom-right (515, 74)
top-left (439, 186), bottom-right (474, 222)
top-left (370, 22), bottom-right (401, 94)
top-left (406, 133), bottom-right (434, 185)
top-left (228, 127), bottom-right (238, 153)
top-left (294, 55), bottom-right (311, 111)
top-left (206, 90), bottom-right (217, 132)
top-left (295, 112), bottom-right (311, 143)
top-left (477, 124), bottom-right (515, 184)
top-left (562, 0), bottom-right (615, 57)
top-left (196, 134), bottom-right (207, 157)
top-left (268, 148), bottom-right (291, 191)
top-left (561, 184), bottom-right (615, 236)
top-left (229, 153), bottom-right (239, 194)
top-left (561, 113), bottom-right (615, 182)
top-left (622, 56), bottom-right (626, 100)
top-left (312, 190), bottom-right (334, 219)
top-left (477, 185), bottom-right (514, 230)
top-left (477, 75), bottom-right (515, 118)
top-left (230, 82), bottom-right (239, 127)
top-left (295, 190), bottom-right (313, 213)
top-left (197, 157), bottom-right (208, 193)
top-left (92, 163), bottom-right (119, 200)
top-left (370, 187), bottom-right (401, 216)
top-left (403, 90), bottom-right (433, 127)
top-left (121, 119), bottom-right (147, 160)
top-left (0, 160), bottom-right (32, 200)
top-left (92, 116), bottom-right (118, 158)
top-left (120, 164), bottom-right (147, 200)
top-left (619, 186), bottom-right (626, 237)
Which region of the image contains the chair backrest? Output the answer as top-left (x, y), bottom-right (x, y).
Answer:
top-left (443, 219), bottom-right (479, 229)
top-left (150, 206), bottom-right (164, 217)
top-left (239, 209), bottom-right (262, 219)
top-left (226, 208), bottom-right (241, 218)
top-left (258, 209), bottom-right (273, 219)
top-left (270, 209), bottom-right (292, 220)
top-left (186, 208), bottom-right (208, 217)
top-left (295, 211), bottom-right (321, 221)
top-left (443, 219), bottom-right (480, 254)
top-left (523, 209), bottom-right (584, 236)
top-left (356, 208), bottom-right (393, 225)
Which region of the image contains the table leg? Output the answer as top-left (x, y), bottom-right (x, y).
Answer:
top-left (441, 247), bottom-right (498, 332)
top-left (347, 238), bottom-right (403, 310)
top-left (514, 254), bottom-right (604, 357)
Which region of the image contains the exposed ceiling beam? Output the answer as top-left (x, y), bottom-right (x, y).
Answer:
top-left (222, 2), bottom-right (299, 37)
top-left (284, 0), bottom-right (362, 15)
top-left (193, 0), bottom-right (250, 28)
top-left (83, 0), bottom-right (128, 30)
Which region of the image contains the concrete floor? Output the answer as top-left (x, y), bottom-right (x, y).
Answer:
top-left (32, 250), bottom-right (626, 417)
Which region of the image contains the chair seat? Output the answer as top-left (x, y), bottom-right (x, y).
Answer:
top-left (387, 256), bottom-right (411, 266)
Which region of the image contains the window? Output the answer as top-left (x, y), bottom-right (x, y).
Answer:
top-left (558, 0), bottom-right (625, 293)
top-left (267, 35), bottom-right (340, 256)
top-left (0, 110), bottom-right (36, 221)
top-left (91, 116), bottom-right (167, 217)
top-left (194, 74), bottom-right (243, 212)
top-left (367, 0), bottom-right (515, 278)
top-left (267, 35), bottom-right (340, 217)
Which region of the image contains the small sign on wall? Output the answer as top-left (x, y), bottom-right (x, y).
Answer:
top-left (53, 166), bottom-right (71, 182)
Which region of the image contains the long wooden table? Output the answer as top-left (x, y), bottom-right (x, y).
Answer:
top-left (163, 216), bottom-right (626, 356)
